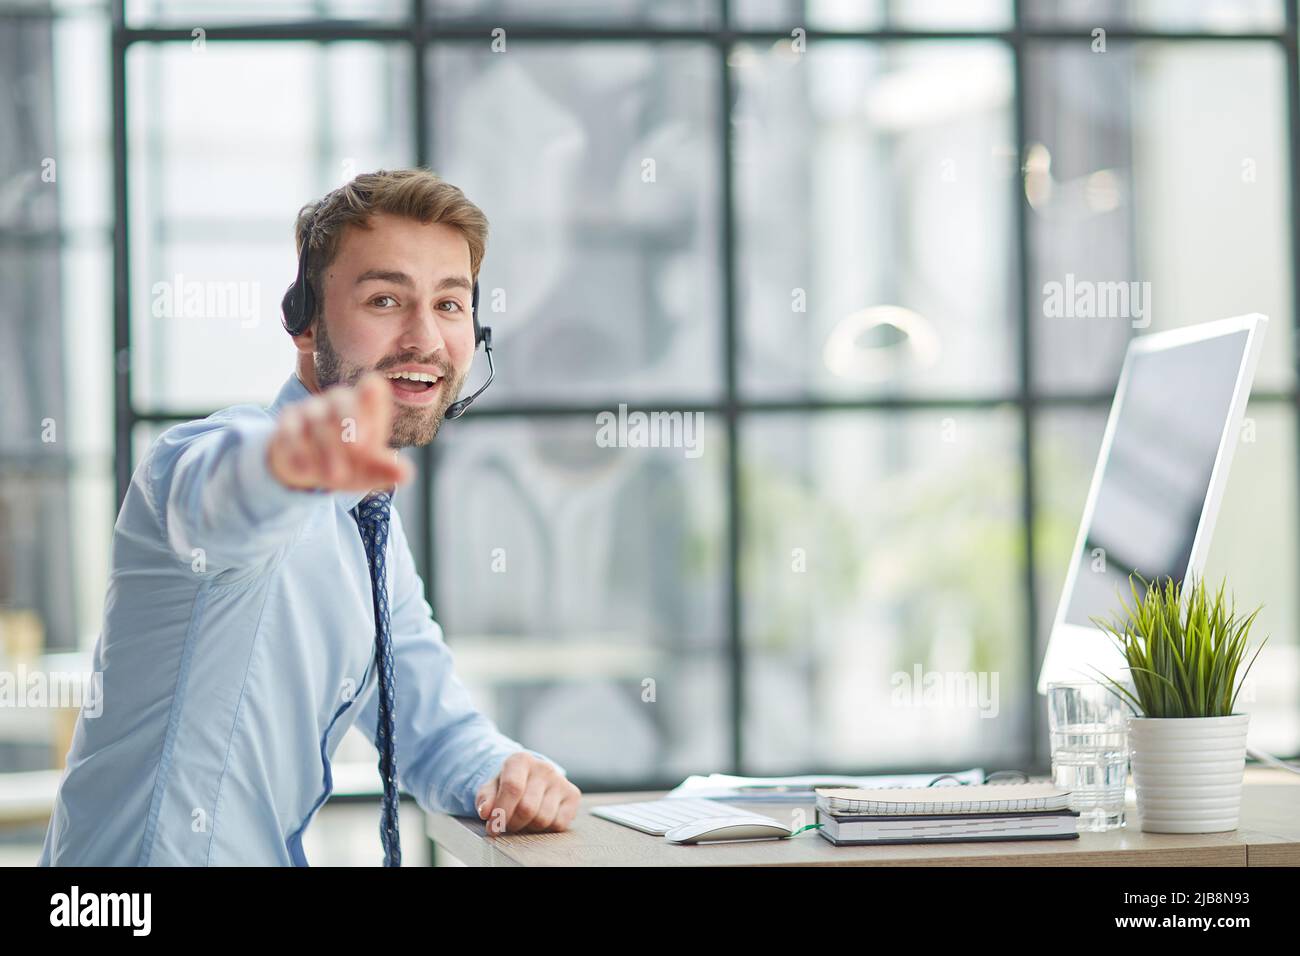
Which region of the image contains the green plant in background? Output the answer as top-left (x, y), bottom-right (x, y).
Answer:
top-left (1090, 575), bottom-right (1267, 719)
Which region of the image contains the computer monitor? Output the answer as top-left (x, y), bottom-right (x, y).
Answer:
top-left (1036, 313), bottom-right (1269, 694)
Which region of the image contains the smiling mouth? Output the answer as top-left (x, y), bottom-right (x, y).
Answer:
top-left (384, 370), bottom-right (442, 397)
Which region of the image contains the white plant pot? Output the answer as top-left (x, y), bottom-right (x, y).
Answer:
top-left (1127, 713), bottom-right (1250, 834)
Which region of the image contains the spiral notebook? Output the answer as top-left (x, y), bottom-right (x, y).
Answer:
top-left (815, 782), bottom-right (1072, 816)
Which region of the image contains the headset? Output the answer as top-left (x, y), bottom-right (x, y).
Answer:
top-left (280, 208), bottom-right (495, 420)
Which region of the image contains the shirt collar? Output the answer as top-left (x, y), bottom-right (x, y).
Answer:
top-left (269, 371), bottom-right (371, 514)
top-left (269, 371), bottom-right (311, 416)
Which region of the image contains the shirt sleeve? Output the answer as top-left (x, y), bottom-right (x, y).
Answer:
top-left (145, 409), bottom-right (331, 573)
top-left (351, 507), bottom-right (567, 819)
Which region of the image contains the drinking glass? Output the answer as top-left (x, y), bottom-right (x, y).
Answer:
top-left (1047, 680), bottom-right (1132, 831)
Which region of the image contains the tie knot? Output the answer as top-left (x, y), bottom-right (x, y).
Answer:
top-left (353, 491), bottom-right (392, 527)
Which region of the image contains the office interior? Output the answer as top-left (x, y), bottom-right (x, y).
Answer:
top-left (1, 0), bottom-right (1298, 866)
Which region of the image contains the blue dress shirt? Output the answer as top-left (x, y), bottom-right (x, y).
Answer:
top-left (39, 372), bottom-right (561, 866)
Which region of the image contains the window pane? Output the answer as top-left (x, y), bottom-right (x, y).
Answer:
top-left (734, 42), bottom-right (1017, 399)
top-left (53, 14), bottom-right (113, 235)
top-left (426, 43), bottom-right (722, 404)
top-left (127, 42), bottom-right (414, 411)
top-left (431, 416), bottom-right (728, 783)
top-left (126, 0), bottom-right (408, 26)
top-left (741, 411), bottom-right (1028, 771)
top-left (732, 0), bottom-right (1011, 31)
top-left (430, 0), bottom-right (718, 27)
top-left (1022, 0), bottom-right (1283, 32)
top-left (1030, 406), bottom-right (1108, 664)
top-left (1026, 42), bottom-right (1292, 393)
top-left (0, 8), bottom-right (114, 796)
top-left (1, 19), bottom-right (114, 657)
top-left (1203, 403), bottom-right (1299, 753)
top-left (0, 467), bottom-right (77, 656)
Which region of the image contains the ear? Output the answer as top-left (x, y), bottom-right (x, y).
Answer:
top-left (290, 321), bottom-right (317, 355)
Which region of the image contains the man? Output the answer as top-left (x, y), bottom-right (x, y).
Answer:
top-left (40, 168), bottom-right (579, 866)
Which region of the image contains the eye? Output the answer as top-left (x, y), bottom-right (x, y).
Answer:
top-left (437, 299), bottom-right (464, 313)
top-left (369, 294), bottom-right (398, 308)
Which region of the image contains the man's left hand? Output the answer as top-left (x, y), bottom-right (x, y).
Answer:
top-left (475, 752), bottom-right (581, 835)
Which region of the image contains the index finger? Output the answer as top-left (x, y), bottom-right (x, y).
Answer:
top-left (349, 447), bottom-right (414, 489)
top-left (482, 758), bottom-right (531, 835)
top-left (475, 777), bottom-right (498, 821)
top-left (354, 372), bottom-right (393, 449)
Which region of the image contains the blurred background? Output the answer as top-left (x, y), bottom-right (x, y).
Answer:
top-left (1, 0), bottom-right (1297, 864)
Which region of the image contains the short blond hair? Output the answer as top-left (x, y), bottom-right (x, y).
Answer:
top-left (291, 168), bottom-right (488, 327)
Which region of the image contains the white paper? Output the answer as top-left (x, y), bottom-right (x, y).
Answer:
top-left (666, 767), bottom-right (986, 801)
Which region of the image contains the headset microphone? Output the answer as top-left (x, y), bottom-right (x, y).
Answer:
top-left (443, 282), bottom-right (494, 420)
top-left (281, 210), bottom-right (495, 420)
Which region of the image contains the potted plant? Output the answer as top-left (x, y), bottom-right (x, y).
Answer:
top-left (1091, 575), bottom-right (1266, 834)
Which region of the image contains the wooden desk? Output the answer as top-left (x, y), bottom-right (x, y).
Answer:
top-left (425, 769), bottom-right (1300, 867)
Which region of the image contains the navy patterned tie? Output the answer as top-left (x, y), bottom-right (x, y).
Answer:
top-left (351, 491), bottom-right (401, 867)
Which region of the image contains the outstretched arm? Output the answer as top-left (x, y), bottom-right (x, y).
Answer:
top-left (149, 372), bottom-right (411, 572)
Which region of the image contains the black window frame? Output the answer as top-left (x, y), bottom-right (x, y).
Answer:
top-left (109, 0), bottom-right (1300, 792)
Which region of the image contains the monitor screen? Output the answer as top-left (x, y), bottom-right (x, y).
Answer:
top-left (1063, 330), bottom-right (1250, 628)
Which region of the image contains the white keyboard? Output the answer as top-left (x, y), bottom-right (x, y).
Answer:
top-left (591, 798), bottom-right (777, 836)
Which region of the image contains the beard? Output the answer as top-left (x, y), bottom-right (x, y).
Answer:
top-left (313, 318), bottom-right (465, 448)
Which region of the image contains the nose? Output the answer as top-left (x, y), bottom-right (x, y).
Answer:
top-left (397, 298), bottom-right (446, 356)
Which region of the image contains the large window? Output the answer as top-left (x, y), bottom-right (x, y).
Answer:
top-left (3, 1), bottom-right (1298, 821)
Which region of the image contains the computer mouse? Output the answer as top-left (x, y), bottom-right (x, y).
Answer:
top-left (664, 816), bottom-right (794, 845)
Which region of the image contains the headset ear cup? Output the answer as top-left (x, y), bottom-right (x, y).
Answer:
top-left (284, 216), bottom-right (316, 336)
top-left (281, 281), bottom-right (313, 336)
top-left (299, 282), bottom-right (314, 334)
top-left (281, 283), bottom-right (299, 335)
top-left (472, 280), bottom-right (482, 346)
